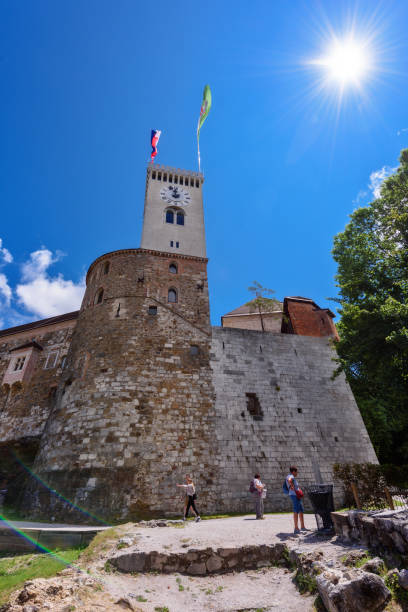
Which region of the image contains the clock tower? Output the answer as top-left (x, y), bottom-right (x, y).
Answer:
top-left (140, 165), bottom-right (206, 258)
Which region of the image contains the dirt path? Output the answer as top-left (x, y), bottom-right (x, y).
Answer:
top-left (102, 566), bottom-right (314, 611)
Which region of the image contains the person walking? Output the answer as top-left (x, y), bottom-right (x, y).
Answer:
top-left (176, 475), bottom-right (201, 522)
top-left (286, 466), bottom-right (307, 534)
top-left (250, 473), bottom-right (265, 519)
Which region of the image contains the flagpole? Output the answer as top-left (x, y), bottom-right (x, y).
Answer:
top-left (197, 120), bottom-right (201, 173)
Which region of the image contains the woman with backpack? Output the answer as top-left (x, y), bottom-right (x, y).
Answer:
top-left (249, 473), bottom-right (265, 519)
top-left (176, 475), bottom-right (201, 522)
top-left (284, 466), bottom-right (307, 534)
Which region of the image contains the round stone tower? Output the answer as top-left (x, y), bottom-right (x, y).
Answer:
top-left (29, 166), bottom-right (217, 522)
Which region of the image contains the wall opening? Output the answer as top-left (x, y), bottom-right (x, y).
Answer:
top-left (95, 288), bottom-right (104, 305)
top-left (246, 393), bottom-right (263, 421)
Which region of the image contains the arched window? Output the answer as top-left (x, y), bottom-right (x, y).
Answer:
top-left (176, 212), bottom-right (185, 226)
top-left (169, 263), bottom-right (177, 274)
top-left (95, 288), bottom-right (104, 305)
top-left (168, 288), bottom-right (177, 303)
top-left (104, 261), bottom-right (110, 275)
top-left (166, 209), bottom-right (174, 224)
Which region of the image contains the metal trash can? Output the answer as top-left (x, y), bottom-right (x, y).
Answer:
top-left (305, 484), bottom-right (334, 532)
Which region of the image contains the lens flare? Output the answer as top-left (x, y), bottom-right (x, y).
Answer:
top-left (10, 451), bottom-right (110, 526)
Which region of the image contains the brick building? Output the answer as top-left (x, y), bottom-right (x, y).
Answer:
top-left (0, 164), bottom-right (376, 522)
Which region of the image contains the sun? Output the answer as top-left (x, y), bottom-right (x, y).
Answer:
top-left (320, 38), bottom-right (371, 84)
top-left (310, 34), bottom-right (374, 89)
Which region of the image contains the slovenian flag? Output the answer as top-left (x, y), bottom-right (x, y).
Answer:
top-left (150, 129), bottom-right (161, 163)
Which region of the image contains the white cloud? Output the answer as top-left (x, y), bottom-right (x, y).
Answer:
top-left (0, 273), bottom-right (12, 306)
top-left (397, 128), bottom-right (408, 136)
top-left (369, 166), bottom-right (397, 199)
top-left (0, 238), bottom-right (13, 264)
top-left (16, 248), bottom-right (85, 318)
top-left (21, 248), bottom-right (56, 281)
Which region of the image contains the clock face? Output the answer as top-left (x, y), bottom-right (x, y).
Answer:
top-left (160, 185), bottom-right (191, 206)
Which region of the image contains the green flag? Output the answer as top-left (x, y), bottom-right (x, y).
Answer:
top-left (197, 84), bottom-right (212, 139)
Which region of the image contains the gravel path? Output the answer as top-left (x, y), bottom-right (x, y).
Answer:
top-left (118, 513), bottom-right (316, 555)
top-left (103, 566), bottom-right (314, 611)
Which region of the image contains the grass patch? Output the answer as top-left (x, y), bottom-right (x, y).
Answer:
top-left (385, 571), bottom-right (408, 606)
top-left (79, 527), bottom-right (118, 563)
top-left (354, 554), bottom-right (373, 568)
top-left (136, 594), bottom-right (148, 602)
top-left (294, 569), bottom-right (318, 594)
top-left (0, 548), bottom-right (81, 605)
top-left (154, 607), bottom-right (169, 612)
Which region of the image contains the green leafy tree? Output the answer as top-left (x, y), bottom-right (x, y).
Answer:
top-left (332, 149), bottom-right (408, 463)
top-left (246, 281), bottom-right (281, 332)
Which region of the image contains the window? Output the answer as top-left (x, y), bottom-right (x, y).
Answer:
top-left (13, 356), bottom-right (26, 372)
top-left (166, 210), bottom-right (174, 224)
top-left (176, 212), bottom-right (184, 226)
top-left (61, 356), bottom-right (67, 369)
top-left (195, 179), bottom-right (199, 188)
top-left (179, 176), bottom-right (183, 185)
top-left (44, 350), bottom-right (59, 370)
top-left (158, 172), bottom-right (162, 180)
top-left (190, 345), bottom-right (199, 356)
top-left (170, 241), bottom-right (174, 247)
top-left (176, 241), bottom-right (179, 248)
top-left (95, 288), bottom-right (104, 305)
top-left (246, 393), bottom-right (263, 421)
top-left (169, 174), bottom-right (173, 182)
top-left (190, 178), bottom-right (194, 187)
top-left (104, 261), bottom-right (110, 275)
top-left (148, 306), bottom-right (157, 315)
top-left (169, 263), bottom-right (177, 274)
top-left (152, 171), bottom-right (156, 179)
top-left (163, 173), bottom-right (167, 182)
top-left (168, 288), bottom-right (177, 303)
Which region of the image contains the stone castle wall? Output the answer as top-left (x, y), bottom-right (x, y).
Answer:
top-left (0, 322), bottom-right (76, 446)
top-left (0, 248), bottom-right (378, 522)
top-left (0, 319), bottom-right (76, 504)
top-left (209, 327), bottom-right (377, 512)
top-left (221, 312), bottom-right (282, 333)
top-left (26, 249), bottom-right (217, 522)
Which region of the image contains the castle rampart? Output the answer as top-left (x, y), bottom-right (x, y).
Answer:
top-left (209, 327), bottom-right (377, 512)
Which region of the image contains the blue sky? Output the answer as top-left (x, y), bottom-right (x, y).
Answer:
top-left (1, 0), bottom-right (408, 328)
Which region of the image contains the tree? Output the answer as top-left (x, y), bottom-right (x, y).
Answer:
top-left (332, 149), bottom-right (408, 463)
top-left (246, 281), bottom-right (281, 332)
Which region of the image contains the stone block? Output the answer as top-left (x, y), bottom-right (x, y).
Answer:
top-left (317, 571), bottom-right (391, 612)
top-left (187, 562), bottom-right (207, 575)
top-left (206, 555), bottom-right (223, 572)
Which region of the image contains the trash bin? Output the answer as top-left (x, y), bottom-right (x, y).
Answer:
top-left (305, 484), bottom-right (334, 532)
